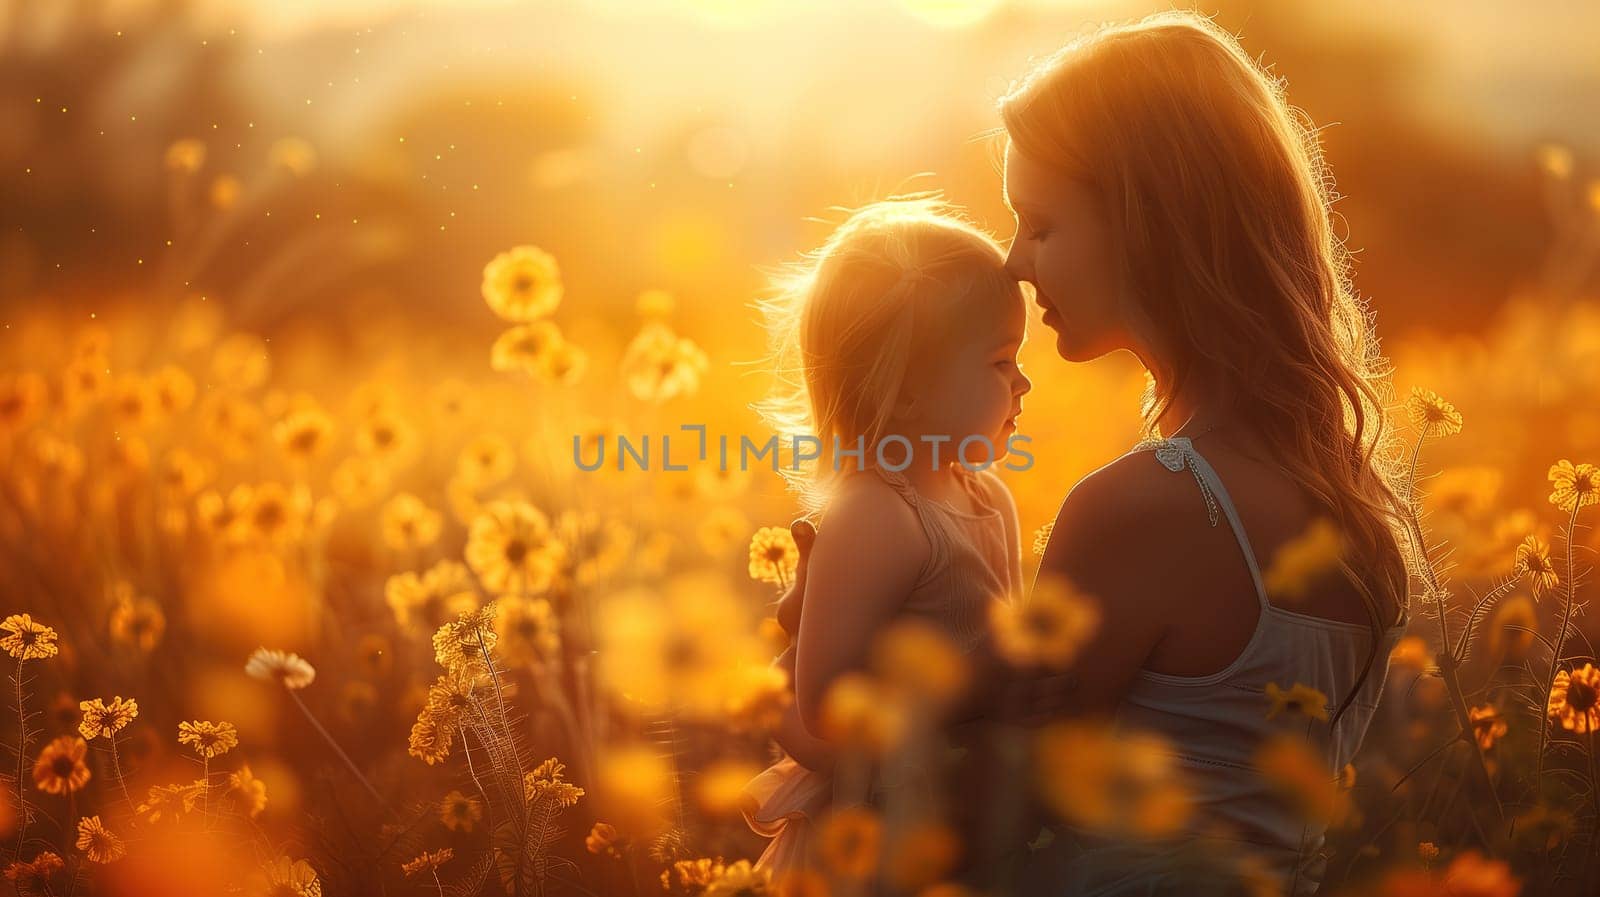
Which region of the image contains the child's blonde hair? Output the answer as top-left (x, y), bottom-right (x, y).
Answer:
top-left (754, 195), bottom-right (1020, 516)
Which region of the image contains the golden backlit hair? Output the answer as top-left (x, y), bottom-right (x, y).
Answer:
top-left (754, 195), bottom-right (1020, 516)
top-left (999, 10), bottom-right (1415, 725)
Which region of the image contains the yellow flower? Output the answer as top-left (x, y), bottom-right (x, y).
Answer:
top-left (440, 790), bottom-right (482, 832)
top-left (355, 410), bottom-right (417, 464)
top-left (1265, 682), bottom-right (1330, 723)
top-left (78, 696), bottom-right (139, 740)
top-left (1262, 517), bottom-right (1343, 602)
top-left (662, 857), bottom-right (725, 892)
top-left (1256, 734), bottom-right (1351, 826)
top-left (273, 405), bottom-right (335, 462)
top-left (1388, 636), bottom-right (1432, 673)
top-left (620, 322), bottom-right (709, 403)
top-left (1417, 841), bottom-right (1439, 864)
top-left (704, 859), bottom-right (772, 897)
top-left (210, 333), bottom-right (271, 391)
top-left (33, 736), bottom-right (91, 795)
top-left (62, 353), bottom-right (110, 411)
top-left (1514, 534), bottom-right (1560, 595)
top-left (150, 364), bottom-right (196, 416)
top-left (1469, 704), bottom-right (1508, 751)
top-left (818, 807), bottom-right (882, 881)
top-left (493, 597), bottom-right (561, 667)
top-left (1034, 722), bottom-right (1192, 838)
top-left (0, 371), bottom-right (48, 436)
top-left (1, 613), bottom-right (59, 660)
top-left (1406, 387), bottom-right (1463, 437)
top-left (595, 576), bottom-right (770, 719)
top-left (539, 341), bottom-right (588, 385)
top-left (491, 321), bottom-right (566, 375)
top-left (109, 593), bottom-right (165, 652)
top-left (1548, 459), bottom-right (1600, 512)
top-left (229, 764), bottom-right (269, 818)
top-left (1548, 663), bottom-right (1600, 734)
top-left (723, 663), bottom-right (792, 733)
top-left (75, 816), bottom-right (126, 864)
top-left (819, 673), bottom-right (908, 753)
top-left (524, 757), bottom-right (585, 807)
top-left (135, 779), bottom-right (208, 823)
top-left (245, 648), bottom-right (317, 690)
top-left (990, 576), bottom-right (1101, 670)
top-left (585, 822), bottom-right (622, 857)
top-left (746, 525), bottom-right (799, 586)
top-left (263, 857), bottom-right (322, 897)
top-left (432, 607), bottom-right (498, 672)
top-left (330, 455), bottom-right (390, 510)
top-left (107, 375), bottom-right (157, 428)
top-left (425, 666), bottom-right (490, 727)
top-left (3, 851), bottom-right (64, 890)
top-left (465, 500), bottom-right (564, 595)
top-left (870, 620), bottom-right (969, 707)
top-left (407, 710), bottom-right (455, 765)
top-left (386, 560), bottom-right (479, 632)
top-left (483, 245), bottom-right (562, 321)
top-left (178, 720), bottom-right (239, 758)
top-left (457, 434), bottom-right (515, 489)
top-left (402, 847), bottom-right (454, 877)
top-left (380, 492), bottom-right (443, 552)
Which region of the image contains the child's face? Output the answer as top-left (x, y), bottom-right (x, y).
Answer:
top-left (902, 289), bottom-right (1032, 463)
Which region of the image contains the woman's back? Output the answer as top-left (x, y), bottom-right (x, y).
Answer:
top-left (1024, 431), bottom-right (1407, 896)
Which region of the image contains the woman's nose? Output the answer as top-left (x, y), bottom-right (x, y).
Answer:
top-left (1004, 241), bottom-right (1031, 283)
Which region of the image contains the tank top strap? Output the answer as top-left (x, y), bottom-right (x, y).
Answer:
top-left (870, 466), bottom-right (952, 582)
top-left (1131, 436), bottom-right (1271, 611)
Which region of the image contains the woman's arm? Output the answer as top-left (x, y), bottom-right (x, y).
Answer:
top-left (1017, 458), bottom-right (1177, 720)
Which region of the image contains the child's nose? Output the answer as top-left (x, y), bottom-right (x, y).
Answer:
top-left (1014, 370), bottom-right (1032, 396)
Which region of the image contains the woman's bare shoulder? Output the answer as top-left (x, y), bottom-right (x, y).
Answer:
top-left (1040, 450), bottom-right (1196, 590)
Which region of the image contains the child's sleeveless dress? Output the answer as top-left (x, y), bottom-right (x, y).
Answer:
top-left (740, 463), bottom-right (1023, 875)
top-left (1019, 435), bottom-right (1409, 896)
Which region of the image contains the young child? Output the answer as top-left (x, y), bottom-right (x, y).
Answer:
top-left (740, 196), bottom-right (1029, 877)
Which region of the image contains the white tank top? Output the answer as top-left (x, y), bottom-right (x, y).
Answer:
top-left (1068, 435), bottom-right (1408, 895)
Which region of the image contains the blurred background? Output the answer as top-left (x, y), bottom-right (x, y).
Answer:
top-left (3, 1), bottom-right (1600, 894)
top-left (4, 0), bottom-right (1600, 522)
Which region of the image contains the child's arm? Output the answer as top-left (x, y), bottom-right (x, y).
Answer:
top-left (770, 644), bottom-right (837, 771)
top-left (794, 476), bottom-right (929, 736)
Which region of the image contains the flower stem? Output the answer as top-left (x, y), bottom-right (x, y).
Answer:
top-left (287, 689), bottom-right (394, 816)
top-left (109, 734), bottom-right (135, 817)
top-left (1536, 503), bottom-right (1583, 786)
top-left (14, 658), bottom-right (27, 859)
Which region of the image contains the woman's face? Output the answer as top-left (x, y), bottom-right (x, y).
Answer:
top-left (1002, 143), bottom-right (1135, 363)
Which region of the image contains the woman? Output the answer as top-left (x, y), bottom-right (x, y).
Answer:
top-left (994, 12), bottom-right (1415, 894)
top-left (779, 10), bottom-right (1415, 896)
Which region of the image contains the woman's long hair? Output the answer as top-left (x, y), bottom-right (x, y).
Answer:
top-left (999, 10), bottom-right (1416, 725)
